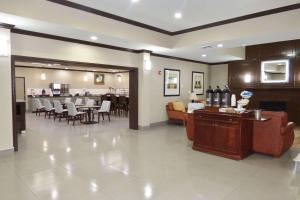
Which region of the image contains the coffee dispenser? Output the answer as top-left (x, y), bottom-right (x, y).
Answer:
top-left (206, 86), bottom-right (214, 106)
top-left (221, 85), bottom-right (231, 107)
top-left (213, 86), bottom-right (222, 107)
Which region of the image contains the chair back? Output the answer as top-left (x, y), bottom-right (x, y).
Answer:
top-left (53, 100), bottom-right (64, 113)
top-left (99, 101), bottom-right (111, 112)
top-left (75, 98), bottom-right (83, 106)
top-left (34, 99), bottom-right (43, 110)
top-left (86, 99), bottom-right (95, 107)
top-left (43, 99), bottom-right (53, 111)
top-left (119, 96), bottom-right (127, 104)
top-left (64, 97), bottom-right (72, 104)
top-left (67, 102), bottom-right (77, 116)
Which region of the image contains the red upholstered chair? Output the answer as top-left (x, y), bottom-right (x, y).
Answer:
top-left (166, 102), bottom-right (187, 125)
top-left (253, 111), bottom-right (295, 157)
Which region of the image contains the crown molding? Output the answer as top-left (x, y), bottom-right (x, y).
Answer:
top-left (46, 1), bottom-right (300, 36)
top-left (0, 22), bottom-right (15, 29)
top-left (12, 28), bottom-right (215, 65)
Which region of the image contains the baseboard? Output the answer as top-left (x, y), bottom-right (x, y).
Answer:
top-left (139, 121), bottom-right (168, 130)
top-left (0, 148), bottom-right (14, 157)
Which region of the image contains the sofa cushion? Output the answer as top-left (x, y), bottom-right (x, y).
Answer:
top-left (172, 101), bottom-right (185, 112)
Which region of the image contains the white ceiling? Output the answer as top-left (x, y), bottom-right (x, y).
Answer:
top-left (1, 0), bottom-right (300, 63)
top-left (71, 0), bottom-right (300, 31)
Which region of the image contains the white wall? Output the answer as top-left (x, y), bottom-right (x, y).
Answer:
top-left (150, 56), bottom-right (209, 124)
top-left (15, 67), bottom-right (129, 94)
top-left (0, 28), bottom-right (13, 151)
top-left (11, 33), bottom-right (209, 128)
top-left (209, 64), bottom-right (228, 89)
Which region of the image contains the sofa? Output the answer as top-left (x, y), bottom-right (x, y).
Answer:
top-left (166, 102), bottom-right (187, 125)
top-left (253, 111), bottom-right (295, 157)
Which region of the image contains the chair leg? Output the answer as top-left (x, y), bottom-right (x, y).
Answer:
top-left (59, 114), bottom-right (62, 122)
top-left (45, 111), bottom-right (47, 118)
top-left (67, 116), bottom-right (70, 124)
top-left (102, 113), bottom-right (104, 120)
top-left (98, 113), bottom-right (100, 123)
top-left (108, 112), bottom-right (110, 122)
top-left (54, 113), bottom-right (56, 121)
top-left (73, 117), bottom-right (75, 126)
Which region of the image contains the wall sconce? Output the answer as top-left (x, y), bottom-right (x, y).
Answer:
top-left (0, 37), bottom-right (10, 57)
top-left (83, 75), bottom-right (88, 82)
top-left (244, 73), bottom-right (252, 83)
top-left (143, 53), bottom-right (152, 71)
top-left (40, 73), bottom-right (46, 80)
top-left (117, 74), bottom-right (122, 82)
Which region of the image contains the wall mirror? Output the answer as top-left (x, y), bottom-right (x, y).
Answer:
top-left (261, 60), bottom-right (289, 83)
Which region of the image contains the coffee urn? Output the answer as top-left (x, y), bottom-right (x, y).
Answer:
top-left (213, 86), bottom-right (222, 107)
top-left (206, 86), bottom-right (214, 106)
top-left (221, 85), bottom-right (231, 107)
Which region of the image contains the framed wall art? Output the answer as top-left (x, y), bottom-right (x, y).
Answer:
top-left (164, 68), bottom-right (180, 96)
top-left (192, 71), bottom-right (204, 95)
top-left (94, 73), bottom-right (105, 85)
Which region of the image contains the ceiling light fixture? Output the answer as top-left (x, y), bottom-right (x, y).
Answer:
top-left (174, 12), bottom-right (182, 19)
top-left (131, 0), bottom-right (140, 2)
top-left (201, 54), bottom-right (207, 57)
top-left (90, 36), bottom-right (98, 41)
top-left (217, 44), bottom-right (223, 48)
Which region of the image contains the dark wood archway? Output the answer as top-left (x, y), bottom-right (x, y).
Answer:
top-left (11, 55), bottom-right (138, 151)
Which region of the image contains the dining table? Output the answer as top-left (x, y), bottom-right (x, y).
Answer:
top-left (76, 105), bottom-right (100, 124)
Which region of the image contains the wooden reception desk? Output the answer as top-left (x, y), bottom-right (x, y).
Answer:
top-left (193, 109), bottom-right (254, 160)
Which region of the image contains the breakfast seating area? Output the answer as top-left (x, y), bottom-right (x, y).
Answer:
top-left (32, 95), bottom-right (129, 126)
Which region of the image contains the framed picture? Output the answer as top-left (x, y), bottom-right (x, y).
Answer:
top-left (192, 71), bottom-right (204, 95)
top-left (164, 69), bottom-right (180, 96)
top-left (94, 73), bottom-right (105, 85)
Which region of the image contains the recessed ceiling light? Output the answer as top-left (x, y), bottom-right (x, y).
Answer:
top-left (217, 44), bottom-right (223, 48)
top-left (90, 36), bottom-right (98, 41)
top-left (131, 0), bottom-right (140, 2)
top-left (47, 64), bottom-right (52, 67)
top-left (201, 54), bottom-right (207, 57)
top-left (174, 12), bottom-right (182, 19)
top-left (65, 67), bottom-right (69, 70)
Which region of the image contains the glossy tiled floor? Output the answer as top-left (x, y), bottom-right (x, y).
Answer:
top-left (1, 113), bottom-right (300, 200)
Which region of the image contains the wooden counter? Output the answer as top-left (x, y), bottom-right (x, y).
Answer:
top-left (193, 109), bottom-right (254, 160)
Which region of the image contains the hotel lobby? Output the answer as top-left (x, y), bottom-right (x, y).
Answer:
top-left (1, 0), bottom-right (300, 200)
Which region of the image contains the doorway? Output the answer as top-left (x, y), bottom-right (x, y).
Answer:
top-left (11, 55), bottom-right (139, 151)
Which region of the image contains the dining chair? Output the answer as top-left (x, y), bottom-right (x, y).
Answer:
top-left (34, 99), bottom-right (45, 116)
top-left (110, 95), bottom-right (118, 116)
top-left (97, 100), bottom-right (111, 122)
top-left (67, 102), bottom-right (87, 126)
top-left (74, 98), bottom-right (83, 106)
top-left (43, 99), bottom-right (55, 119)
top-left (53, 100), bottom-right (68, 122)
top-left (119, 96), bottom-right (128, 117)
top-left (64, 97), bottom-right (72, 104)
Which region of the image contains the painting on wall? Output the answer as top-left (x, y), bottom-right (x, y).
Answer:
top-left (192, 71), bottom-right (204, 95)
top-left (164, 68), bottom-right (180, 96)
top-left (94, 73), bottom-right (105, 85)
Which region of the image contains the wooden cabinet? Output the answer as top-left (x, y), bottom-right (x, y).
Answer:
top-left (193, 110), bottom-right (253, 160)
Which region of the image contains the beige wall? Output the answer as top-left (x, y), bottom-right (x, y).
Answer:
top-left (11, 33), bottom-right (209, 128)
top-left (150, 56), bottom-right (209, 124)
top-left (0, 28), bottom-right (13, 151)
top-left (15, 67), bottom-right (129, 94)
top-left (209, 64), bottom-right (228, 89)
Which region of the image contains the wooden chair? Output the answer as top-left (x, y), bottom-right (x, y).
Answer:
top-left (97, 101), bottom-right (111, 122)
top-left (118, 96), bottom-right (128, 117)
top-left (66, 102), bottom-right (87, 126)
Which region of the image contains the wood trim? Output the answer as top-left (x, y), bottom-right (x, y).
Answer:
top-left (46, 0), bottom-right (171, 35)
top-left (173, 3), bottom-right (300, 35)
top-left (12, 29), bottom-right (212, 65)
top-left (12, 55), bottom-right (135, 70)
top-left (129, 69), bottom-right (138, 130)
top-left (0, 22), bottom-right (15, 29)
top-left (12, 29), bottom-right (142, 54)
top-left (151, 53), bottom-right (209, 65)
top-left (46, 0), bottom-right (300, 35)
top-left (11, 56), bottom-right (18, 151)
top-left (14, 65), bottom-right (129, 74)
